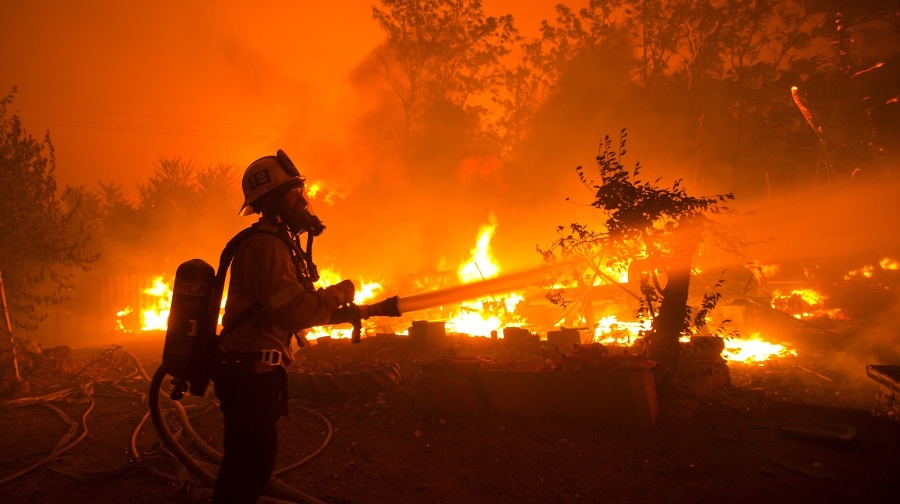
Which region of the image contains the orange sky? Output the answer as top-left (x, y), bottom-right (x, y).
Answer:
top-left (0, 1), bottom-right (556, 198)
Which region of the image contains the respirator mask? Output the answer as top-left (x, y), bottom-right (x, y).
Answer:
top-left (280, 182), bottom-right (326, 237)
top-left (275, 150), bottom-right (326, 237)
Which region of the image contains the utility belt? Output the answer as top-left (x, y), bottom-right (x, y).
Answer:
top-left (211, 348), bottom-right (284, 374)
top-left (210, 348), bottom-right (290, 417)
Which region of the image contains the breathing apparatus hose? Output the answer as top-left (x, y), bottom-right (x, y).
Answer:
top-left (148, 365), bottom-right (327, 504)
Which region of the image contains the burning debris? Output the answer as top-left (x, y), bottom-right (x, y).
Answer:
top-left (91, 152), bottom-right (900, 437)
top-left (106, 214), bottom-right (871, 382)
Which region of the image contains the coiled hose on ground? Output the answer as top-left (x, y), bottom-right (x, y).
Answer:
top-left (149, 364), bottom-right (328, 504)
top-left (149, 360), bottom-right (402, 503)
top-left (0, 347), bottom-right (401, 503)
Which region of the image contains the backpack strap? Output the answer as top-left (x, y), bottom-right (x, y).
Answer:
top-left (208, 226), bottom-right (260, 338)
top-left (213, 223), bottom-right (318, 338)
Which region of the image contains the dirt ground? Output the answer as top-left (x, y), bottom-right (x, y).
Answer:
top-left (1, 332), bottom-right (899, 504)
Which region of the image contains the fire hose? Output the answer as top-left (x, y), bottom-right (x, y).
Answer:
top-left (320, 258), bottom-right (571, 343)
top-left (148, 366), bottom-right (329, 504)
top-left (148, 261), bottom-right (570, 500)
top-left (147, 296), bottom-right (409, 503)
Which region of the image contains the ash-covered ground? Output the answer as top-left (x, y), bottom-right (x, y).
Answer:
top-left (1, 323), bottom-right (899, 504)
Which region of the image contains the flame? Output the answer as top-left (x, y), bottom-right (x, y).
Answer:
top-left (116, 276), bottom-right (172, 332)
top-left (596, 262), bottom-right (630, 284)
top-left (789, 288), bottom-right (823, 307)
top-left (109, 219), bottom-right (828, 368)
top-left (441, 214), bottom-right (528, 337)
top-left (305, 325), bottom-right (356, 341)
top-left (445, 293), bottom-right (525, 337)
top-left (842, 258), bottom-right (898, 280)
top-left (115, 307), bottom-right (131, 332)
top-left (306, 180), bottom-right (323, 198)
top-left (305, 179), bottom-right (340, 205)
top-left (723, 333), bottom-right (797, 363)
top-left (771, 287), bottom-right (836, 319)
top-left (593, 314), bottom-right (651, 345)
top-left (316, 266), bottom-right (384, 305)
top-left (844, 265), bottom-right (875, 280)
top-left (304, 266), bottom-right (387, 340)
top-left (458, 214), bottom-right (499, 283)
top-left (589, 315), bottom-right (797, 364)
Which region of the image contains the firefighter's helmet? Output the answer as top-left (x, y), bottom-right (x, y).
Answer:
top-left (238, 150), bottom-right (304, 216)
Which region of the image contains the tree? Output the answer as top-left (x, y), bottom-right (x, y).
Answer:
top-left (631, 0), bottom-right (687, 86)
top-left (540, 131), bottom-right (735, 386)
top-left (798, 0), bottom-right (900, 183)
top-left (85, 159), bottom-right (240, 263)
top-left (0, 89), bottom-right (97, 331)
top-left (372, 0), bottom-right (518, 153)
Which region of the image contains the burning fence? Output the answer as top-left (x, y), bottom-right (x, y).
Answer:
top-left (115, 276), bottom-right (174, 333)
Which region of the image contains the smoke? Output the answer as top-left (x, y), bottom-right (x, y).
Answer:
top-left (720, 175), bottom-right (900, 267)
top-left (831, 295), bottom-right (900, 377)
top-left (11, 1), bottom-right (899, 368)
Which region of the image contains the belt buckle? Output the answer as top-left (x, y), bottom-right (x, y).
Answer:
top-left (259, 349), bottom-right (282, 366)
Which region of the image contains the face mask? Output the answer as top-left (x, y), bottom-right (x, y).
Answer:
top-left (281, 186), bottom-right (326, 236)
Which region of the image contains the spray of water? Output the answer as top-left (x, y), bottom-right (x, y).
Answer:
top-left (394, 259), bottom-right (584, 314)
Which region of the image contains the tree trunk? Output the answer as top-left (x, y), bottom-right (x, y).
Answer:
top-left (645, 224), bottom-right (702, 385)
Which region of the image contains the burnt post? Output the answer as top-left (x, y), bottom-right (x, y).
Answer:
top-left (0, 268), bottom-right (25, 386)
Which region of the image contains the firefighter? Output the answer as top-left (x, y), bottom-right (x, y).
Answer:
top-left (211, 151), bottom-right (354, 504)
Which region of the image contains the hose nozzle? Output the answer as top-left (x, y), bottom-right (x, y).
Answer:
top-left (327, 296), bottom-right (402, 343)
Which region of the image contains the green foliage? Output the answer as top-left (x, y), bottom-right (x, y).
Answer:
top-left (689, 271), bottom-right (739, 339)
top-left (366, 0), bottom-right (898, 199)
top-left (541, 130), bottom-right (734, 268)
top-left (0, 89), bottom-right (98, 331)
top-left (84, 158), bottom-right (241, 275)
top-left (539, 130), bottom-right (743, 369)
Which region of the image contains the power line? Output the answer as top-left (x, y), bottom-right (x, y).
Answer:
top-left (11, 103), bottom-right (347, 144)
top-left (18, 114), bottom-right (339, 143)
top-left (16, 101), bottom-right (294, 131)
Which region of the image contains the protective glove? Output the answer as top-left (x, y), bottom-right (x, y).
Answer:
top-left (328, 279), bottom-right (356, 306)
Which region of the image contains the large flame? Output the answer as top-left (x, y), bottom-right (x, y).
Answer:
top-left (111, 228), bottom-right (808, 368)
top-left (441, 214), bottom-right (527, 337)
top-left (457, 213), bottom-right (500, 283)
